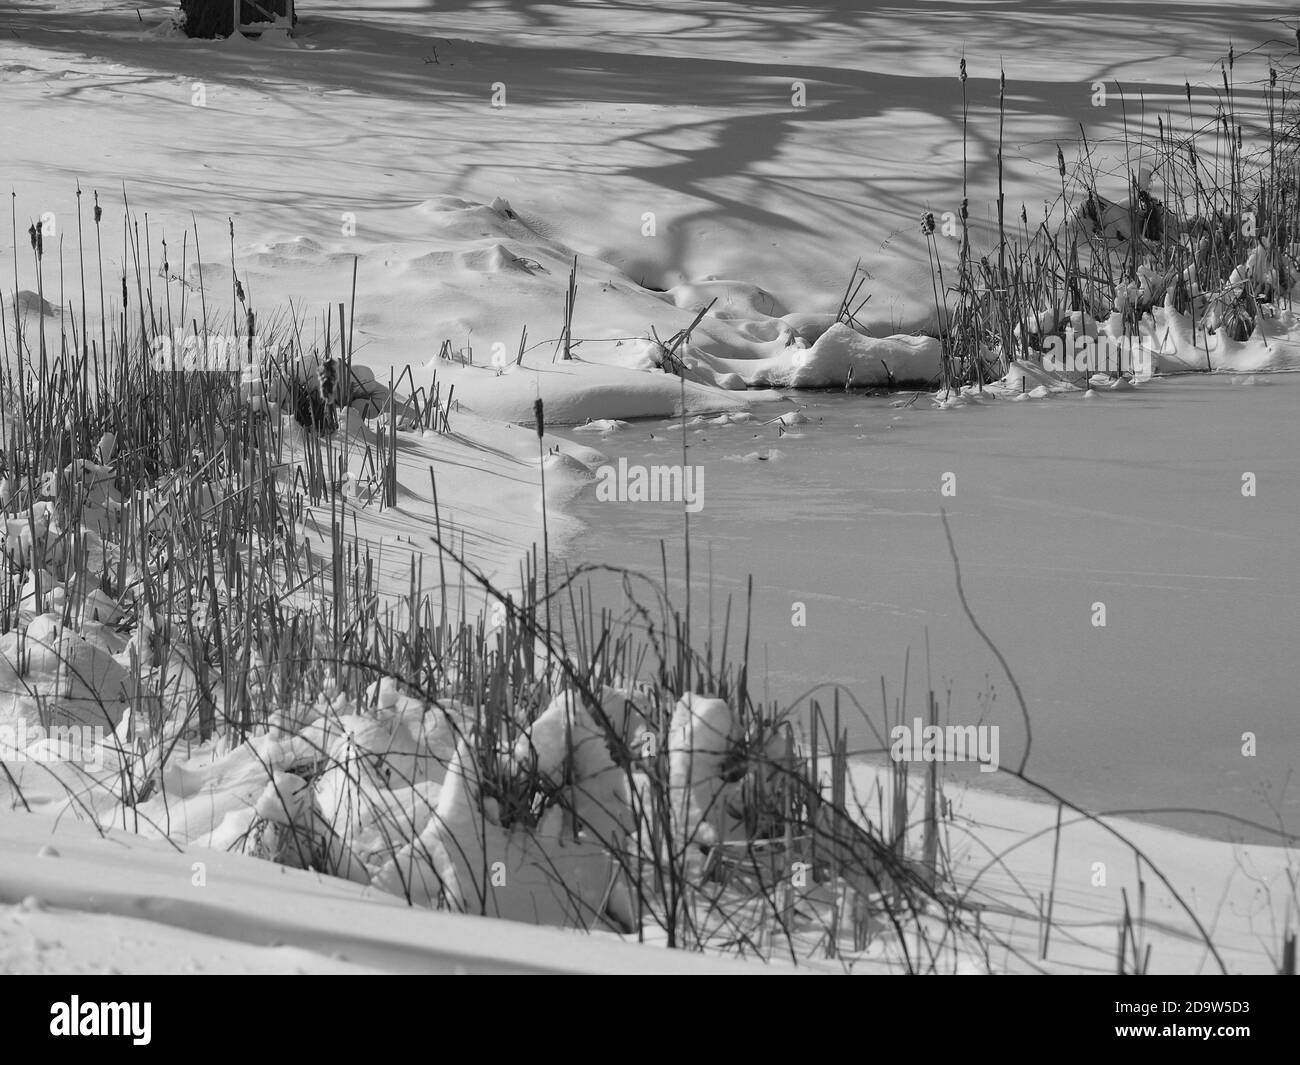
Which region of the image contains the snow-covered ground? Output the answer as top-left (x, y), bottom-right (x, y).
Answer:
top-left (1, 0), bottom-right (1298, 974)
top-left (2, 739), bottom-right (1292, 972)
top-left (0, 811), bottom-right (773, 973)
top-left (7, 0), bottom-right (1292, 371)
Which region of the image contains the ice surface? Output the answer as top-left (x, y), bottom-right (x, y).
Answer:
top-left (558, 375), bottom-right (1300, 842)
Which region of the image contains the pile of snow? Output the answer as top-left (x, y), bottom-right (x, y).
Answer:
top-left (2, 655), bottom-right (752, 936)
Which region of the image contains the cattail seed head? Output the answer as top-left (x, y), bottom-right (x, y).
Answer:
top-left (959, 57), bottom-right (967, 82)
top-left (1057, 145), bottom-right (1066, 177)
top-left (534, 397), bottom-right (544, 438)
top-left (921, 212), bottom-right (935, 236)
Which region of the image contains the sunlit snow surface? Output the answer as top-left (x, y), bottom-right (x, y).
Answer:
top-left (1, 0), bottom-right (1298, 972)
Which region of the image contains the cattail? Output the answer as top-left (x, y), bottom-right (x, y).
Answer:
top-left (959, 57), bottom-right (967, 82)
top-left (320, 356), bottom-right (336, 401)
top-left (28, 222), bottom-right (40, 256)
top-left (93, 190), bottom-right (101, 225)
top-left (921, 212), bottom-right (935, 236)
top-left (1057, 145), bottom-right (1066, 178)
top-left (235, 278), bottom-right (246, 303)
top-left (534, 397), bottom-right (544, 439)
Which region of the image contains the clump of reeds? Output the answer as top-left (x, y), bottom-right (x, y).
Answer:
top-left (922, 52), bottom-right (1300, 386)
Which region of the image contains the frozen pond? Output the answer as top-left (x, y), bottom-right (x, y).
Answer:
top-left (557, 375), bottom-right (1300, 843)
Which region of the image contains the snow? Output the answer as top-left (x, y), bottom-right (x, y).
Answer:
top-left (851, 760), bottom-right (1298, 975)
top-left (1, 0), bottom-right (1298, 974)
top-left (5, 743), bottom-right (1290, 972)
top-left (0, 811), bottom-right (768, 974)
top-left (7, 0), bottom-right (1281, 373)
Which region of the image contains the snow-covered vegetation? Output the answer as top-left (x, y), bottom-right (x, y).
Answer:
top-left (1, 0), bottom-right (1297, 975)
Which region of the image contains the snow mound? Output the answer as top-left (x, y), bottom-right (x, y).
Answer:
top-left (692, 324), bottom-right (943, 388)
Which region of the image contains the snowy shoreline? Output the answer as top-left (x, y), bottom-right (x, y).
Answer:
top-left (3, 209), bottom-right (1297, 971)
top-left (2, 0), bottom-right (1297, 975)
top-left (3, 223), bottom-right (1297, 971)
